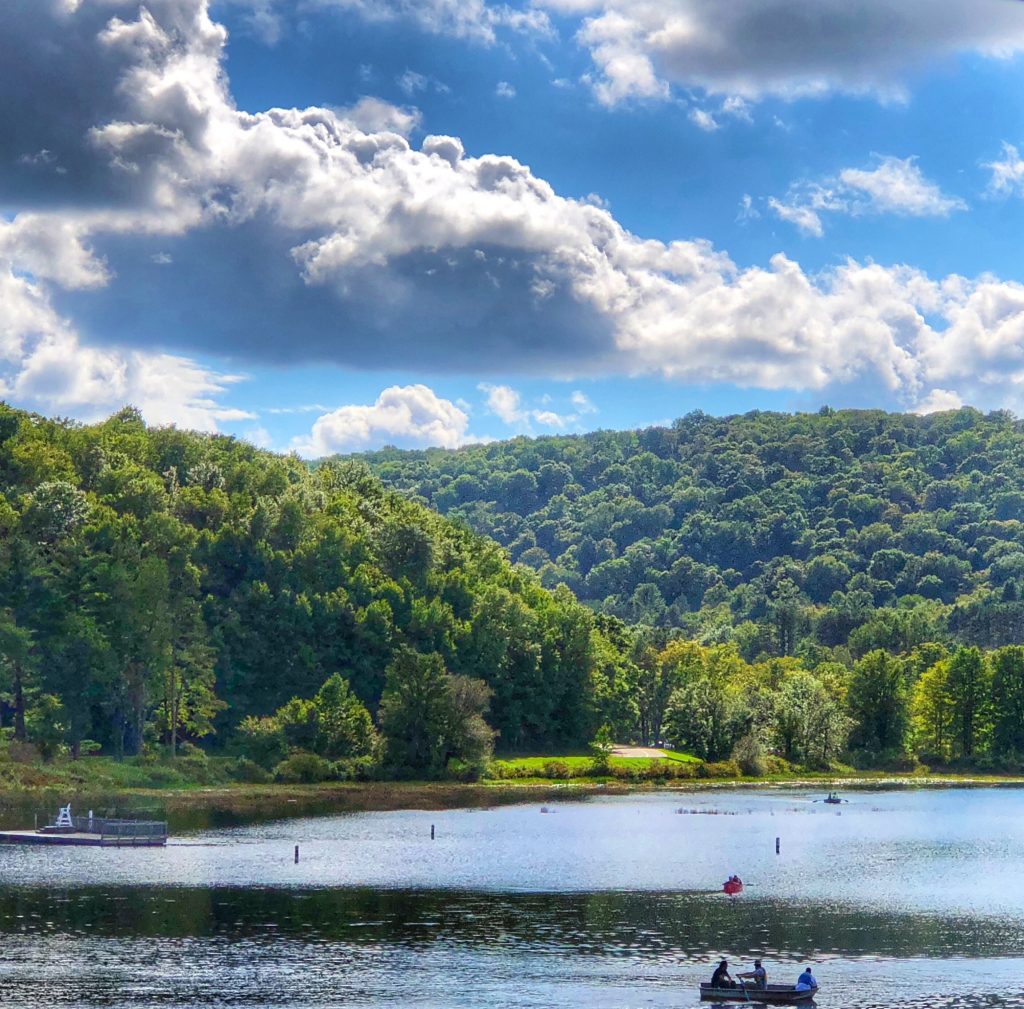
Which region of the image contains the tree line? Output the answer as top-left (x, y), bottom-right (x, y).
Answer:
top-left (589, 622), bottom-right (1024, 771)
top-left (233, 626), bottom-right (1024, 779)
top-left (6, 402), bottom-right (1024, 778)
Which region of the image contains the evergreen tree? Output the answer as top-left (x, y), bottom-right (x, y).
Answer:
top-left (848, 650), bottom-right (910, 755)
top-left (990, 646), bottom-right (1024, 758)
top-left (945, 647), bottom-right (991, 760)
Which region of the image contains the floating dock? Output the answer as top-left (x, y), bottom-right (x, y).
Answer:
top-left (0, 806), bottom-right (168, 847)
top-left (0, 830), bottom-right (165, 847)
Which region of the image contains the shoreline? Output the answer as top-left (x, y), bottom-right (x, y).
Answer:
top-left (5, 771), bottom-right (1024, 821)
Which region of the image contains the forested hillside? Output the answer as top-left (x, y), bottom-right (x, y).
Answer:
top-left (0, 404), bottom-right (601, 771)
top-left (6, 402), bottom-right (1024, 778)
top-left (364, 408), bottom-right (1024, 660)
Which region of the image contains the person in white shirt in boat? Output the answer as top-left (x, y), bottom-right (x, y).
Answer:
top-left (795, 966), bottom-right (816, 991)
top-left (737, 960), bottom-right (767, 990)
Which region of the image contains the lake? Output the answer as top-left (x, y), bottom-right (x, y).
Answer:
top-left (0, 787), bottom-right (1022, 1007)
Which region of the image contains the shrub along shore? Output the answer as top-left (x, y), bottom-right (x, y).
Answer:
top-left (1, 748), bottom-right (1024, 815)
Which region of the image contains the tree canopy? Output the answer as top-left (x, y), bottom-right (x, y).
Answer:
top-left (362, 407), bottom-right (1024, 660)
top-left (0, 403), bottom-right (606, 765)
top-left (8, 402), bottom-right (1024, 775)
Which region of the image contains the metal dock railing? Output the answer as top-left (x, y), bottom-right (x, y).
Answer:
top-left (68, 815), bottom-right (168, 845)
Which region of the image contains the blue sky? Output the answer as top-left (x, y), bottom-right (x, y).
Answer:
top-left (5, 1), bottom-right (1024, 453)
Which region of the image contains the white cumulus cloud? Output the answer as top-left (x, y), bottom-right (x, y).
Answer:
top-left (480, 383), bottom-right (589, 428)
top-left (768, 197), bottom-right (825, 238)
top-left (0, 263), bottom-right (250, 431)
top-left (913, 388), bottom-right (964, 414)
top-left (338, 97), bottom-right (421, 137)
top-left (688, 109), bottom-right (719, 132)
top-left (571, 390), bottom-right (597, 413)
top-left (480, 383), bottom-right (526, 424)
top-left (838, 157), bottom-right (966, 217)
top-left (293, 384), bottom-right (473, 456)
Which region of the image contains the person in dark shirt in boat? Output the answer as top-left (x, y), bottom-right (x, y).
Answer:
top-left (795, 966), bottom-right (816, 991)
top-left (711, 960), bottom-right (736, 988)
top-left (738, 960), bottom-right (767, 989)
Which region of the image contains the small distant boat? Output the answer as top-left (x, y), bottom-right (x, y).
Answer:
top-left (822, 793), bottom-right (844, 805)
top-left (700, 984), bottom-right (818, 1004)
top-left (723, 877), bottom-right (743, 895)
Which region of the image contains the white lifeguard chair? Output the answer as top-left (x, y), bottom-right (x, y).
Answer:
top-left (54, 803), bottom-right (74, 828)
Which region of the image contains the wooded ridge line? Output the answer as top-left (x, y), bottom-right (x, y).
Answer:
top-left (0, 403), bottom-right (1022, 781)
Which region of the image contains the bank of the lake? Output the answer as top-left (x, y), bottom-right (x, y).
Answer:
top-left (7, 769), bottom-right (1024, 833)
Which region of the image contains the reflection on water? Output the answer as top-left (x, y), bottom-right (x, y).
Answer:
top-left (0, 886), bottom-right (1019, 955)
top-left (1, 788), bottom-right (1024, 1007)
top-left (0, 887), bottom-right (1023, 1008)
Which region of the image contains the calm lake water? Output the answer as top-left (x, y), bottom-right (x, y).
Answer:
top-left (0, 787), bottom-right (1023, 1008)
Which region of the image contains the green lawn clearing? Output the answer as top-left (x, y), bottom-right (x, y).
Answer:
top-left (491, 749), bottom-right (701, 779)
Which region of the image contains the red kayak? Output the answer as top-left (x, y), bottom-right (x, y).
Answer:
top-left (723, 878), bottom-right (743, 895)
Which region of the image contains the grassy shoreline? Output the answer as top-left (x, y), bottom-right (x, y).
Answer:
top-left (5, 770), bottom-right (1024, 823)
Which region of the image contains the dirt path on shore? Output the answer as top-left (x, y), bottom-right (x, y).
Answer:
top-left (611, 746), bottom-right (668, 758)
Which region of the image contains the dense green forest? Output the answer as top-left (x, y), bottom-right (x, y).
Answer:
top-left (0, 403), bottom-right (602, 778)
top-left (363, 408), bottom-right (1024, 658)
top-left (357, 407), bottom-right (1024, 771)
top-left (5, 402), bottom-right (1024, 781)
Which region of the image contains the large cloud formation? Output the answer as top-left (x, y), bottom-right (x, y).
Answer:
top-left (5, 0), bottom-right (1024, 429)
top-left (537, 0), bottom-right (1024, 105)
